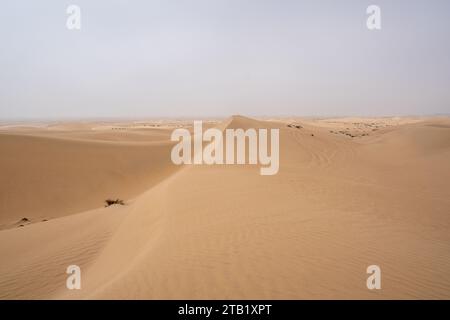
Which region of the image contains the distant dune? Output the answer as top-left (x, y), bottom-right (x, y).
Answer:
top-left (1, 116), bottom-right (449, 299)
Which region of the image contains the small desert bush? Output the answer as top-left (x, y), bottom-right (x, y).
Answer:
top-left (105, 199), bottom-right (125, 207)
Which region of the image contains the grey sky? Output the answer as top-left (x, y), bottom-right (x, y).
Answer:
top-left (0, 0), bottom-right (449, 119)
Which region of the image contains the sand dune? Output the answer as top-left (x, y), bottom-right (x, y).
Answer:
top-left (1, 116), bottom-right (450, 299)
top-left (0, 130), bottom-right (178, 228)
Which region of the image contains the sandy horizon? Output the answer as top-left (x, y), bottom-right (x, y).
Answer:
top-left (1, 114), bottom-right (450, 299)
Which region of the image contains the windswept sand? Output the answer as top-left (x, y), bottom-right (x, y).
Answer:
top-left (1, 116), bottom-right (450, 299)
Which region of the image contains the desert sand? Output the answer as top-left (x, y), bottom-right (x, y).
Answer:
top-left (1, 115), bottom-right (450, 299)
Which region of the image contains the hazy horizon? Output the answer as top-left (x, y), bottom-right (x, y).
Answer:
top-left (1, 0), bottom-right (449, 119)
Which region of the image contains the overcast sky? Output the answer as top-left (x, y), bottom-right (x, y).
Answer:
top-left (0, 0), bottom-right (449, 119)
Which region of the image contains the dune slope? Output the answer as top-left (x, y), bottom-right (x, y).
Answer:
top-left (0, 132), bottom-right (177, 228)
